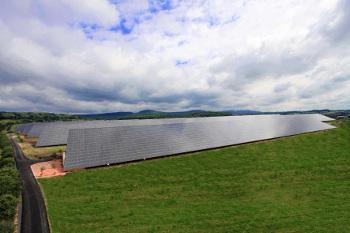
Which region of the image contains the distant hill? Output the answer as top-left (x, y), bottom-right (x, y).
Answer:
top-left (137, 110), bottom-right (162, 114)
top-left (78, 109), bottom-right (350, 120)
top-left (258, 109), bottom-right (349, 118)
top-left (80, 111), bottom-right (134, 119)
top-left (2, 109), bottom-right (349, 122)
top-left (228, 110), bottom-right (262, 115)
top-left (78, 110), bottom-right (232, 120)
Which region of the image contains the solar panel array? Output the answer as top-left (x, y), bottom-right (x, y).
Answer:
top-left (27, 122), bottom-right (55, 138)
top-left (64, 114), bottom-right (335, 171)
top-left (37, 117), bottom-right (241, 147)
top-left (32, 114), bottom-right (334, 147)
top-left (36, 120), bottom-right (151, 147)
top-left (16, 124), bottom-right (25, 133)
top-left (35, 121), bottom-right (87, 147)
top-left (16, 123), bottom-right (35, 135)
top-left (34, 116), bottom-right (248, 147)
top-left (17, 122), bottom-right (68, 137)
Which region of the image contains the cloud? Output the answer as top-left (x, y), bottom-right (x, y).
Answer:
top-left (0, 0), bottom-right (349, 113)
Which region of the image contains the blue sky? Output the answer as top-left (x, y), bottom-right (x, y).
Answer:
top-left (0, 0), bottom-right (349, 113)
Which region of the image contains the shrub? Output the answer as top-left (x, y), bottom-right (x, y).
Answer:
top-left (0, 194), bottom-right (17, 219)
top-left (0, 145), bottom-right (12, 158)
top-left (0, 157), bottom-right (15, 168)
top-left (17, 134), bottom-right (24, 143)
top-left (0, 123), bottom-right (21, 233)
top-left (0, 134), bottom-right (8, 147)
top-left (0, 220), bottom-right (13, 233)
top-left (0, 167), bottom-right (20, 196)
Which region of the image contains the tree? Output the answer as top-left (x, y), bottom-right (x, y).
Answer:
top-left (0, 157), bottom-right (15, 168)
top-left (0, 219), bottom-right (13, 233)
top-left (0, 167), bottom-right (20, 196)
top-left (0, 194), bottom-right (17, 219)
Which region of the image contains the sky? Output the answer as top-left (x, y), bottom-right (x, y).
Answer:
top-left (0, 0), bottom-right (349, 113)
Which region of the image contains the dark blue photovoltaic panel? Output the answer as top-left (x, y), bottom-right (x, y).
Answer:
top-left (22, 123), bottom-right (35, 135)
top-left (27, 122), bottom-right (52, 137)
top-left (35, 114), bottom-right (334, 147)
top-left (64, 114), bottom-right (335, 171)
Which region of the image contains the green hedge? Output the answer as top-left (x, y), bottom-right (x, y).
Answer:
top-left (0, 131), bottom-right (21, 233)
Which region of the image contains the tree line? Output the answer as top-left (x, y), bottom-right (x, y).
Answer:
top-left (0, 122), bottom-right (21, 233)
top-left (0, 112), bottom-right (80, 122)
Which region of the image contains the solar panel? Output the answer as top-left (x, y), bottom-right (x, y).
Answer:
top-left (27, 122), bottom-right (53, 137)
top-left (35, 114), bottom-right (334, 147)
top-left (17, 123), bottom-right (27, 133)
top-left (16, 124), bottom-right (24, 133)
top-left (17, 122), bottom-right (55, 136)
top-left (64, 114), bottom-right (335, 171)
top-left (23, 123), bottom-right (35, 135)
top-left (35, 116), bottom-right (249, 147)
top-left (17, 123), bottom-right (39, 135)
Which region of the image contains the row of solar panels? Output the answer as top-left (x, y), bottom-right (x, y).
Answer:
top-left (16, 114), bottom-right (335, 171)
top-left (63, 114), bottom-right (335, 171)
top-left (16, 114), bottom-right (334, 147)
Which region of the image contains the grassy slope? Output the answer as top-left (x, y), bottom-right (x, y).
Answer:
top-left (40, 120), bottom-right (350, 233)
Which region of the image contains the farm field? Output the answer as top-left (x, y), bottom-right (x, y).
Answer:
top-left (40, 120), bottom-right (350, 233)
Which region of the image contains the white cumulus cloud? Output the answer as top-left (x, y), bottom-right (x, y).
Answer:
top-left (0, 0), bottom-right (349, 113)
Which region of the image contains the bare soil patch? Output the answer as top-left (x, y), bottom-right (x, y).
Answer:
top-left (31, 159), bottom-right (66, 178)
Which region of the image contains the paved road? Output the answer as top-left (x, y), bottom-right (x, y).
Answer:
top-left (10, 137), bottom-right (50, 233)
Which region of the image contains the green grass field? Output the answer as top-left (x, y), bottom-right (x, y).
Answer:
top-left (40, 120), bottom-right (350, 233)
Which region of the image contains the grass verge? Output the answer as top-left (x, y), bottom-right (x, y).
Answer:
top-left (16, 135), bottom-right (65, 160)
top-left (40, 120), bottom-right (350, 233)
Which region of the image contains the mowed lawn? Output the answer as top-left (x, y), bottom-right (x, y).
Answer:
top-left (40, 120), bottom-right (350, 233)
